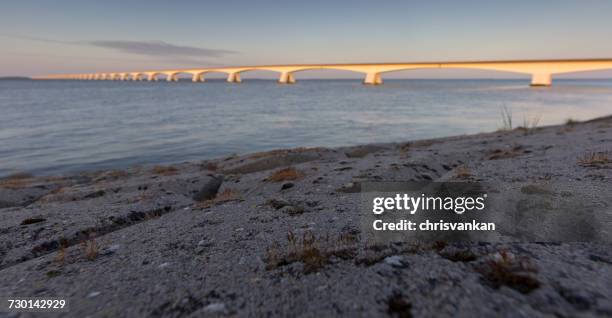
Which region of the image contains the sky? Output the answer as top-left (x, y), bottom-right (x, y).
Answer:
top-left (2, 0), bottom-right (612, 78)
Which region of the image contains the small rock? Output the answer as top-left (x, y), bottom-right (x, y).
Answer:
top-left (334, 166), bottom-right (353, 171)
top-left (198, 239), bottom-right (214, 247)
top-left (281, 182), bottom-right (294, 190)
top-left (87, 291), bottom-right (101, 298)
top-left (336, 182), bottom-right (361, 193)
top-left (193, 175), bottom-right (224, 201)
top-left (204, 303), bottom-right (227, 314)
top-left (158, 262), bottom-right (171, 269)
top-left (20, 218), bottom-right (46, 225)
top-left (384, 255), bottom-right (408, 268)
top-left (102, 244), bottom-right (121, 255)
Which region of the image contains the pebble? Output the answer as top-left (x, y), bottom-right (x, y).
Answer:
top-left (87, 291), bottom-right (101, 298)
top-left (384, 255), bottom-right (408, 268)
top-left (204, 303), bottom-right (227, 314)
top-left (281, 182), bottom-right (294, 190)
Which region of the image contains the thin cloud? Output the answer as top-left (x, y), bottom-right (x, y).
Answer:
top-left (87, 40), bottom-right (236, 58)
top-left (0, 34), bottom-right (236, 60)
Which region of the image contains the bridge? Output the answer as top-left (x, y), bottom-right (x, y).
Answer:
top-left (32, 59), bottom-right (612, 86)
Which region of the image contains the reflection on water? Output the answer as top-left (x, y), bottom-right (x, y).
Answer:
top-left (0, 79), bottom-right (611, 176)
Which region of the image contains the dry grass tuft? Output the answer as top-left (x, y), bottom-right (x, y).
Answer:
top-left (577, 151), bottom-right (611, 167)
top-left (454, 166), bottom-right (472, 179)
top-left (151, 165), bottom-right (179, 176)
top-left (266, 167), bottom-right (303, 182)
top-left (517, 114), bottom-right (541, 135)
top-left (499, 105), bottom-right (513, 131)
top-left (476, 249), bottom-right (540, 294)
top-left (196, 188), bottom-right (240, 208)
top-left (265, 230), bottom-right (359, 274)
top-left (56, 245), bottom-right (66, 265)
top-left (81, 239), bottom-right (99, 261)
top-left (565, 118), bottom-right (580, 126)
top-left (486, 144), bottom-right (530, 160)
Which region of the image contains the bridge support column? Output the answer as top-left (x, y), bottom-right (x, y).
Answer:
top-left (530, 73), bottom-right (552, 87)
top-left (167, 74), bottom-right (178, 82)
top-left (278, 72), bottom-right (295, 84)
top-left (192, 73), bottom-right (205, 82)
top-left (227, 73), bottom-right (242, 83)
top-left (148, 74), bottom-right (158, 82)
top-left (363, 72), bottom-right (383, 85)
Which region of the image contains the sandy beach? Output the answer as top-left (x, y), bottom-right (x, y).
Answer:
top-left (1, 115), bottom-right (611, 317)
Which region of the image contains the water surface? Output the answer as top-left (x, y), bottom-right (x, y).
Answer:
top-left (1, 79), bottom-right (611, 176)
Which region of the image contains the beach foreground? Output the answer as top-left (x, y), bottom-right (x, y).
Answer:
top-left (1, 116), bottom-right (612, 317)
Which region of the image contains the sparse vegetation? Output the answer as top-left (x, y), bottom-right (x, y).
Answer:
top-left (518, 113), bottom-right (541, 135)
top-left (498, 106), bottom-right (541, 135)
top-left (454, 166), bottom-right (472, 179)
top-left (499, 105), bottom-right (513, 131)
top-left (56, 245), bottom-right (66, 265)
top-left (81, 239), bottom-right (99, 261)
top-left (265, 230), bottom-right (359, 274)
top-left (266, 167), bottom-right (303, 182)
top-left (486, 144), bottom-right (530, 160)
top-left (476, 250), bottom-right (540, 294)
top-left (196, 188), bottom-right (240, 208)
top-left (566, 118), bottom-right (580, 126)
top-left (577, 151), bottom-right (611, 167)
top-left (150, 165), bottom-right (179, 176)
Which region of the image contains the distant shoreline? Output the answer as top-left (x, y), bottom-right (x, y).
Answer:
top-left (0, 76), bottom-right (31, 80)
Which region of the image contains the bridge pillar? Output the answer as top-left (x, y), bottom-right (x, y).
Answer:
top-left (530, 73), bottom-right (552, 87)
top-left (363, 72), bottom-right (383, 85)
top-left (227, 72), bottom-right (242, 83)
top-left (192, 73), bottom-right (205, 82)
top-left (278, 72), bottom-right (296, 84)
top-left (167, 74), bottom-right (178, 82)
top-left (148, 74), bottom-right (158, 82)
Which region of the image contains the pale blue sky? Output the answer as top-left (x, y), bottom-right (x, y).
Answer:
top-left (2, 0), bottom-right (612, 78)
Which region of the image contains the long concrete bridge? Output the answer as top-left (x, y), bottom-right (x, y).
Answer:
top-left (33, 59), bottom-right (612, 86)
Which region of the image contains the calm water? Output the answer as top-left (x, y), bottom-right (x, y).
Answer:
top-left (1, 79), bottom-right (611, 177)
